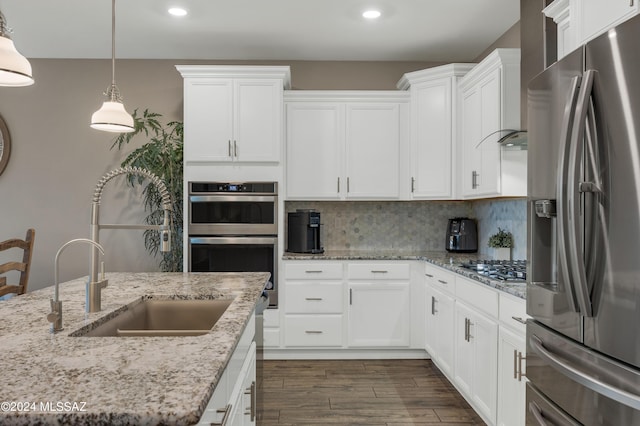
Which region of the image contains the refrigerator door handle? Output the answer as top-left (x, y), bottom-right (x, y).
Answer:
top-left (530, 335), bottom-right (640, 410)
top-left (557, 75), bottom-right (582, 313)
top-left (567, 69), bottom-right (596, 317)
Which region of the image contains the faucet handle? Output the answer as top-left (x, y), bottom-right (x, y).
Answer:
top-left (47, 299), bottom-right (63, 332)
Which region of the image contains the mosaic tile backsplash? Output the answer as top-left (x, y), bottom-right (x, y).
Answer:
top-left (285, 198), bottom-right (527, 259)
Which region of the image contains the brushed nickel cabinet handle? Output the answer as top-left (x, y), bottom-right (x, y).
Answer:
top-left (305, 270), bottom-right (323, 273)
top-left (210, 403), bottom-right (232, 426)
top-left (228, 140), bottom-right (231, 157)
top-left (512, 316), bottom-right (527, 324)
top-left (305, 297), bottom-right (323, 301)
top-left (233, 140), bottom-right (237, 157)
top-left (431, 296), bottom-right (437, 315)
top-left (437, 279), bottom-right (448, 285)
top-left (349, 288), bottom-right (353, 305)
top-left (337, 177), bottom-right (340, 193)
top-left (518, 351), bottom-right (527, 382)
top-left (347, 177), bottom-right (350, 192)
top-left (411, 177), bottom-right (415, 193)
top-left (244, 381), bottom-right (256, 421)
top-left (305, 330), bottom-right (323, 334)
top-left (371, 270), bottom-right (388, 274)
top-left (425, 273), bottom-right (434, 278)
top-left (513, 349), bottom-right (518, 380)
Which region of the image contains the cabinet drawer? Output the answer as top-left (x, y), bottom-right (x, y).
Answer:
top-left (285, 282), bottom-right (343, 314)
top-left (263, 328), bottom-right (281, 348)
top-left (499, 293), bottom-right (528, 334)
top-left (285, 262), bottom-right (343, 280)
top-left (263, 308), bottom-right (280, 328)
top-left (425, 264), bottom-right (456, 294)
top-left (347, 263), bottom-right (410, 280)
top-left (455, 276), bottom-right (499, 318)
top-left (284, 315), bottom-right (343, 347)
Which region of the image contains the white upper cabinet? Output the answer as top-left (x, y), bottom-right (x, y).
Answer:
top-left (575, 0), bottom-right (639, 44)
top-left (285, 92), bottom-right (408, 200)
top-left (285, 102), bottom-right (343, 199)
top-left (545, 0), bottom-right (639, 60)
top-left (458, 49), bottom-right (525, 199)
top-left (398, 64), bottom-right (475, 200)
top-left (177, 66), bottom-right (291, 163)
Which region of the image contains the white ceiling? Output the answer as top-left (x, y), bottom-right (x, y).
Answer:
top-left (0, 0), bottom-right (520, 62)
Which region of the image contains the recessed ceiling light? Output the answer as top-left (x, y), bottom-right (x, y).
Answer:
top-left (362, 10), bottom-right (381, 19)
top-left (168, 7), bottom-right (188, 17)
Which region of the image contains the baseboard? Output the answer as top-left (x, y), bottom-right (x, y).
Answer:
top-left (263, 348), bottom-right (430, 360)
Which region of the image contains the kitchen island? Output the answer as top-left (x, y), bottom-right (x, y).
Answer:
top-left (0, 272), bottom-right (269, 426)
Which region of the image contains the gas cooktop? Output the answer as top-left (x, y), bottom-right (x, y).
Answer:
top-left (459, 259), bottom-right (527, 282)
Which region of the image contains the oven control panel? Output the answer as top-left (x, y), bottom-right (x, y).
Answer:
top-left (190, 181), bottom-right (277, 194)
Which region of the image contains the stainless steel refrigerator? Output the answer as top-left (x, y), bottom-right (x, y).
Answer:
top-left (526, 13), bottom-right (640, 426)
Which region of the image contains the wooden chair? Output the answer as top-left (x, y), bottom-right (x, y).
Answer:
top-left (0, 229), bottom-right (35, 297)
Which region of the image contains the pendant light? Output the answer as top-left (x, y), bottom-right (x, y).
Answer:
top-left (0, 10), bottom-right (34, 86)
top-left (90, 0), bottom-right (134, 133)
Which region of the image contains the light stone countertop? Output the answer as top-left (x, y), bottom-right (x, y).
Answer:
top-left (0, 272), bottom-right (269, 426)
top-left (283, 249), bottom-right (526, 299)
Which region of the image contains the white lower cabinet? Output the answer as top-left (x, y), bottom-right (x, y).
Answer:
top-left (348, 281), bottom-right (410, 347)
top-left (199, 312), bottom-right (256, 425)
top-left (347, 263), bottom-right (411, 347)
top-left (497, 294), bottom-right (528, 426)
top-left (497, 327), bottom-right (526, 426)
top-left (454, 301), bottom-right (498, 425)
top-left (425, 284), bottom-right (455, 377)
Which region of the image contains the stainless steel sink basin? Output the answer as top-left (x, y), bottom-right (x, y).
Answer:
top-left (78, 299), bottom-right (233, 337)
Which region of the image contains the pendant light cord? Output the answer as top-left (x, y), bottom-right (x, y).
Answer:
top-left (111, 0), bottom-right (116, 86)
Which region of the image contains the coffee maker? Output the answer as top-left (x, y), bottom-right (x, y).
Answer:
top-left (445, 217), bottom-right (478, 253)
top-left (287, 210), bottom-right (324, 254)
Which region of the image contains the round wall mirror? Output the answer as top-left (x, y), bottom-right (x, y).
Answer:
top-left (0, 115), bottom-right (11, 176)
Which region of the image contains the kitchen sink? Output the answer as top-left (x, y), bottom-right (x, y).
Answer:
top-left (77, 298), bottom-right (233, 337)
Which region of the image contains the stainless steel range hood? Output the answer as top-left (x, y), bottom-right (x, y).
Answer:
top-left (476, 129), bottom-right (528, 150)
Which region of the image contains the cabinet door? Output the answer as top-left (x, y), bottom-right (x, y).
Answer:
top-left (234, 79), bottom-right (282, 162)
top-left (240, 344), bottom-right (257, 425)
top-left (184, 79), bottom-right (233, 162)
top-left (579, 0), bottom-right (639, 43)
top-left (460, 88), bottom-right (481, 197)
top-left (497, 327), bottom-right (526, 426)
top-left (470, 308), bottom-right (498, 424)
top-left (285, 103), bottom-right (342, 199)
top-left (345, 104), bottom-right (400, 199)
top-left (348, 282), bottom-right (410, 347)
top-left (426, 285), bottom-right (455, 377)
top-left (477, 69), bottom-right (501, 197)
top-left (411, 79), bottom-right (453, 199)
top-left (454, 302), bottom-right (498, 424)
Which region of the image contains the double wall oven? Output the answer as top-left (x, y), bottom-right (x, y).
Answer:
top-left (188, 181), bottom-right (278, 307)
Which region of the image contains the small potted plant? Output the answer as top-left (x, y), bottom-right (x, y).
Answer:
top-left (488, 227), bottom-right (514, 260)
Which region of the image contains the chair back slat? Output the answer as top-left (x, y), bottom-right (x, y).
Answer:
top-left (0, 229), bottom-right (35, 297)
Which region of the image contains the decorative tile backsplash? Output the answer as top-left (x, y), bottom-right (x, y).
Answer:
top-left (285, 198), bottom-right (527, 259)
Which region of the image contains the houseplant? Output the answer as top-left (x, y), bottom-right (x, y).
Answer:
top-left (487, 227), bottom-right (513, 260)
top-left (111, 109), bottom-right (184, 272)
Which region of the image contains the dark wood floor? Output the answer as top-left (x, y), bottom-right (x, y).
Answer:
top-left (257, 359), bottom-right (486, 425)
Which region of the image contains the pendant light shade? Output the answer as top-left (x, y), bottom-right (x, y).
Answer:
top-left (90, 0), bottom-right (134, 133)
top-left (0, 11), bottom-right (34, 87)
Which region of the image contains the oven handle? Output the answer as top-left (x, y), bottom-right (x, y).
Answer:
top-left (190, 236), bottom-right (278, 245)
top-left (190, 195), bottom-right (277, 203)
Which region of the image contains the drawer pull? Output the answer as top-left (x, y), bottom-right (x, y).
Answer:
top-left (305, 270), bottom-right (323, 273)
top-left (305, 330), bottom-right (323, 334)
top-left (425, 273), bottom-right (434, 278)
top-left (210, 403), bottom-right (232, 426)
top-left (512, 316), bottom-right (527, 325)
top-left (371, 270), bottom-right (388, 273)
top-left (305, 297), bottom-right (323, 301)
top-left (437, 279), bottom-right (448, 285)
